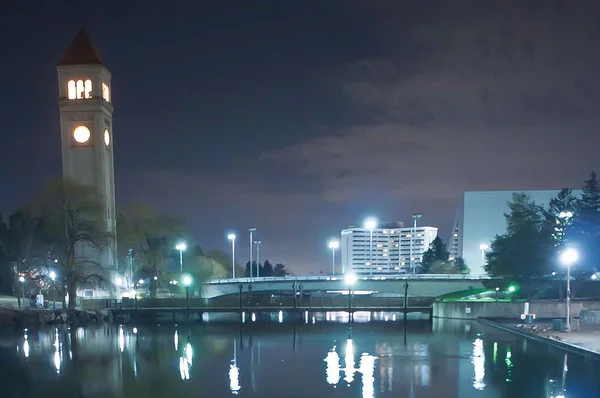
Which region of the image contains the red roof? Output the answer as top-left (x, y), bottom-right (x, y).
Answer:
top-left (58, 28), bottom-right (103, 66)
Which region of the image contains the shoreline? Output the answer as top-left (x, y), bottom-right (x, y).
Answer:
top-left (477, 317), bottom-right (600, 362)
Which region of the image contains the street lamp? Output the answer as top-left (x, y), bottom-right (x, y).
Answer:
top-left (182, 275), bottom-right (193, 310)
top-left (254, 241), bottom-right (262, 277)
top-left (560, 247), bottom-right (578, 332)
top-left (411, 213), bottom-right (422, 275)
top-left (479, 243), bottom-right (489, 271)
top-left (328, 240), bottom-right (339, 276)
top-left (249, 228), bottom-right (256, 279)
top-left (18, 276), bottom-right (25, 307)
top-left (176, 242), bottom-right (187, 273)
top-left (49, 271), bottom-right (57, 309)
top-left (228, 233), bottom-right (236, 279)
top-left (364, 217), bottom-right (377, 276)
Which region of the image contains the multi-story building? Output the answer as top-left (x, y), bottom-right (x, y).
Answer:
top-left (448, 216), bottom-right (461, 261)
top-left (341, 222), bottom-right (438, 275)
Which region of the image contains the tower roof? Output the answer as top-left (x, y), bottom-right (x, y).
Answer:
top-left (58, 28), bottom-right (103, 66)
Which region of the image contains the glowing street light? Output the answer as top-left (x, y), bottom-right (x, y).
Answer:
top-left (49, 271), bottom-right (56, 281)
top-left (182, 275), bottom-right (193, 310)
top-left (176, 242), bottom-right (187, 273)
top-left (345, 272), bottom-right (357, 285)
top-left (328, 240), bottom-right (340, 276)
top-left (228, 233), bottom-right (236, 279)
top-left (560, 247), bottom-right (578, 332)
top-left (363, 217), bottom-right (377, 276)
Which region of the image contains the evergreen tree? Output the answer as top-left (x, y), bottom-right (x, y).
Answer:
top-left (421, 236), bottom-right (449, 272)
top-left (263, 260), bottom-right (274, 276)
top-left (273, 263), bottom-right (288, 276)
top-left (544, 188), bottom-right (577, 247)
top-left (485, 193), bottom-right (553, 278)
top-left (577, 171), bottom-right (600, 225)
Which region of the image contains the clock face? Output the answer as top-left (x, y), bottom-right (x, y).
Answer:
top-left (73, 126), bottom-right (91, 143)
top-left (104, 129), bottom-right (110, 146)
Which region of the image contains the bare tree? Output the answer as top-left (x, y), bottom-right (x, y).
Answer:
top-left (32, 178), bottom-right (113, 310)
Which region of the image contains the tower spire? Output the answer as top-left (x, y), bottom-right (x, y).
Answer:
top-left (58, 28), bottom-right (103, 66)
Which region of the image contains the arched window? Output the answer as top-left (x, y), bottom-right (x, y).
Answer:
top-left (76, 80), bottom-right (84, 99)
top-left (67, 80), bottom-right (76, 99)
top-left (102, 83), bottom-right (110, 102)
top-left (84, 79), bottom-right (92, 99)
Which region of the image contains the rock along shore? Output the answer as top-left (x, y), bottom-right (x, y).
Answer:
top-left (0, 307), bottom-right (111, 329)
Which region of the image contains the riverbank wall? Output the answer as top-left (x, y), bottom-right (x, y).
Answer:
top-left (433, 300), bottom-right (600, 320)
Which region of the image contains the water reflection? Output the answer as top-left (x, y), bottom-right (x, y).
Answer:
top-left (1, 317), bottom-right (599, 397)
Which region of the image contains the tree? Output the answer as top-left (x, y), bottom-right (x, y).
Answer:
top-left (485, 193), bottom-right (553, 278)
top-left (31, 178), bottom-right (113, 310)
top-left (421, 236), bottom-right (449, 273)
top-left (205, 249), bottom-right (241, 278)
top-left (454, 257), bottom-right (469, 274)
top-left (427, 260), bottom-right (460, 274)
top-left (117, 202), bottom-right (187, 298)
top-left (262, 260), bottom-right (274, 276)
top-left (577, 171), bottom-right (600, 225)
top-left (245, 261), bottom-right (260, 277)
top-left (273, 263), bottom-right (288, 276)
top-left (544, 188), bottom-right (577, 247)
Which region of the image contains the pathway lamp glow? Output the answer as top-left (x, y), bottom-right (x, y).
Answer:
top-left (228, 234), bottom-right (236, 279)
top-left (182, 274), bottom-right (193, 310)
top-left (560, 247), bottom-right (578, 332)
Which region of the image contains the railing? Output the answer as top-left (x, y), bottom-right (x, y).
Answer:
top-left (83, 295), bottom-right (434, 311)
top-left (205, 274), bottom-right (493, 284)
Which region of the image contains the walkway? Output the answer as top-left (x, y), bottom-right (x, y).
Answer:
top-left (479, 318), bottom-right (600, 360)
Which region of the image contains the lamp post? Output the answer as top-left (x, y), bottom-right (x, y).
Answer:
top-left (19, 276), bottom-right (25, 308)
top-left (411, 213), bottom-right (422, 275)
top-left (176, 242), bottom-right (187, 273)
top-left (364, 217), bottom-right (377, 276)
top-left (249, 228), bottom-right (256, 280)
top-left (560, 247), bottom-right (578, 332)
top-left (328, 240), bottom-right (339, 276)
top-left (128, 248), bottom-right (134, 287)
top-left (254, 241), bottom-right (262, 278)
top-left (49, 271), bottom-right (57, 309)
top-left (182, 275), bottom-right (193, 310)
top-left (228, 234), bottom-right (236, 279)
top-left (479, 243), bottom-right (489, 271)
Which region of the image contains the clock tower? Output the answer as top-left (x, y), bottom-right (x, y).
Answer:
top-left (57, 29), bottom-right (117, 273)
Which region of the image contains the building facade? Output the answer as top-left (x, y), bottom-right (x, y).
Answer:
top-left (341, 222), bottom-right (438, 275)
top-left (57, 29), bottom-right (118, 296)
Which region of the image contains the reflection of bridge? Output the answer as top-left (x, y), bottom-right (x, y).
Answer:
top-left (201, 274), bottom-right (492, 299)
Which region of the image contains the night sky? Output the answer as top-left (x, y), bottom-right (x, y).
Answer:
top-left (1, 1), bottom-right (600, 273)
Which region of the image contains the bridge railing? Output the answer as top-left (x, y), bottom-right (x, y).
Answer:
top-left (205, 274), bottom-right (492, 284)
top-left (100, 295), bottom-right (433, 310)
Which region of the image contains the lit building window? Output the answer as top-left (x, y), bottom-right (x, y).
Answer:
top-left (383, 230), bottom-right (388, 234)
top-left (417, 233), bottom-right (422, 237)
top-left (401, 262), bottom-right (405, 266)
top-left (394, 267), bottom-right (399, 270)
top-left (84, 79), bottom-right (92, 98)
top-left (406, 234), bottom-right (411, 238)
top-left (449, 256), bottom-right (455, 261)
top-left (67, 80), bottom-right (76, 99)
top-left (377, 244), bottom-right (383, 248)
top-left (76, 80), bottom-right (84, 98)
top-left (102, 83), bottom-right (110, 102)
top-left (395, 244), bottom-right (399, 247)
top-left (453, 233), bottom-right (458, 237)
top-left (383, 253), bottom-right (387, 257)
top-left (73, 126), bottom-right (91, 143)
top-left (390, 230), bottom-right (395, 234)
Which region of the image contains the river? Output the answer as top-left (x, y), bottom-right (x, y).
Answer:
top-left (0, 312), bottom-right (599, 397)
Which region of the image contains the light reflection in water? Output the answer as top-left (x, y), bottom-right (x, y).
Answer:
top-left (324, 339), bottom-right (377, 396)
top-left (53, 329), bottom-right (61, 374)
top-left (252, 313), bottom-right (256, 322)
top-left (344, 339), bottom-right (356, 384)
top-left (278, 311), bottom-right (283, 323)
top-left (179, 356), bottom-right (190, 380)
top-left (118, 326), bottom-right (125, 353)
top-left (324, 346), bottom-right (341, 385)
top-left (174, 330), bottom-right (179, 351)
top-left (230, 338), bottom-right (241, 394)
top-left (23, 332), bottom-right (30, 358)
top-left (472, 338), bottom-right (486, 390)
top-left (359, 353), bottom-right (376, 398)
top-left (186, 342), bottom-right (193, 366)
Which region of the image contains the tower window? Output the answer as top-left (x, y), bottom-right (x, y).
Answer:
top-left (73, 126), bottom-right (91, 143)
top-left (102, 83), bottom-right (110, 102)
top-left (67, 81), bottom-right (76, 99)
top-left (68, 79), bottom-right (93, 99)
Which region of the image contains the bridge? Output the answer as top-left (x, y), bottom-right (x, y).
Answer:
top-left (201, 274), bottom-right (493, 299)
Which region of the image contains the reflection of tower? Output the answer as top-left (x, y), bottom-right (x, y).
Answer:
top-left (57, 29), bottom-right (117, 279)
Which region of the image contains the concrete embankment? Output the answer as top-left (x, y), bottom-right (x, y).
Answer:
top-left (433, 300), bottom-right (600, 320)
top-left (0, 307), bottom-right (110, 329)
